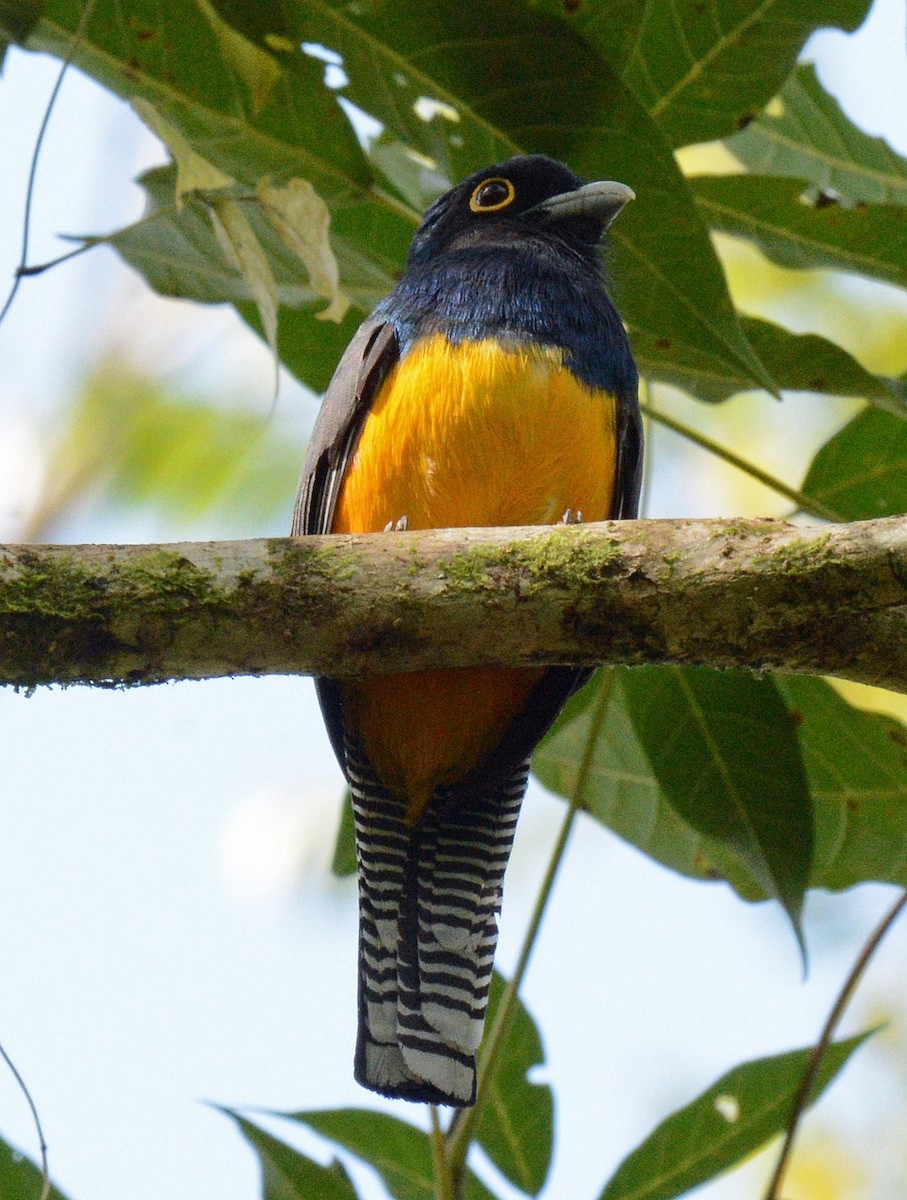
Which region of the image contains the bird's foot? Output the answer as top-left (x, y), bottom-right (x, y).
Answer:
top-left (383, 516), bottom-right (409, 532)
top-left (560, 508), bottom-right (584, 525)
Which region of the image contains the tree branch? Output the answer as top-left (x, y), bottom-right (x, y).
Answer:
top-left (2, 516), bottom-right (906, 692)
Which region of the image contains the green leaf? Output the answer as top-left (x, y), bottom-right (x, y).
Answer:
top-left (801, 406), bottom-right (907, 520)
top-left (776, 676), bottom-right (907, 891)
top-left (476, 972), bottom-right (553, 1196)
top-left (330, 790), bottom-right (356, 878)
top-left (632, 314), bottom-right (906, 406)
top-left (28, 0), bottom-right (371, 192)
top-left (599, 1031), bottom-right (872, 1200)
top-left (623, 0), bottom-right (870, 148)
top-left (26, 0), bottom-right (412, 386)
top-left (727, 64), bottom-right (907, 206)
top-left (289, 1108), bottom-right (497, 1200)
top-left (529, 0), bottom-right (648, 68)
top-left (0, 0), bottom-right (44, 42)
top-left (367, 133), bottom-right (451, 212)
top-left (227, 1110), bottom-right (361, 1200)
top-left (693, 174), bottom-right (907, 290)
top-left (196, 0), bottom-right (775, 392)
top-left (0, 1135), bottom-right (72, 1200)
top-left (621, 666), bottom-right (813, 942)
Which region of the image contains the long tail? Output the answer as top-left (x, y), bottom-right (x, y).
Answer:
top-left (346, 737), bottom-right (528, 1106)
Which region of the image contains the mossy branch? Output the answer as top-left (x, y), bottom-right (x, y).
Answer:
top-left (2, 515), bottom-right (906, 692)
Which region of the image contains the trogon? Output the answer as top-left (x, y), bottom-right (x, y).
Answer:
top-left (293, 154), bottom-right (642, 1107)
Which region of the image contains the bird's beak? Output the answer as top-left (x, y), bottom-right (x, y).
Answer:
top-left (531, 180), bottom-right (635, 229)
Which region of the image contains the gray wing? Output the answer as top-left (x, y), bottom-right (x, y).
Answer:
top-left (613, 381), bottom-right (644, 521)
top-left (291, 317), bottom-right (400, 538)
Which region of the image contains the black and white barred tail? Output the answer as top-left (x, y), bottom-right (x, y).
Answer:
top-left (346, 737), bottom-right (529, 1106)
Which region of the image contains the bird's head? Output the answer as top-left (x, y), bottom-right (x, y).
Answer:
top-left (406, 154), bottom-right (634, 269)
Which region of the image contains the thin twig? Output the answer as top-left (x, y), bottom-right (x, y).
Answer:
top-left (0, 1038), bottom-right (51, 1200)
top-left (763, 888), bottom-right (907, 1200)
top-left (445, 671), bottom-right (615, 1188)
top-left (640, 401), bottom-right (844, 522)
top-left (0, 0), bottom-right (98, 329)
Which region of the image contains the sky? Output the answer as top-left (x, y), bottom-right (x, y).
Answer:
top-left (1, 4), bottom-right (907, 1200)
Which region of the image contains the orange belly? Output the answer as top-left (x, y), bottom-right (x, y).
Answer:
top-left (332, 334), bottom-right (618, 819)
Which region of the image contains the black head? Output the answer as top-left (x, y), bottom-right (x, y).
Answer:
top-left (406, 154), bottom-right (634, 270)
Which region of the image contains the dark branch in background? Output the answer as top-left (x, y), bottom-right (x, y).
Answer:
top-left (1, 516), bottom-right (906, 693)
top-left (764, 888), bottom-right (907, 1200)
top-left (0, 0), bottom-right (97, 330)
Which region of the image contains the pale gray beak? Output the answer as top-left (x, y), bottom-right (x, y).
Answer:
top-left (533, 180), bottom-right (635, 229)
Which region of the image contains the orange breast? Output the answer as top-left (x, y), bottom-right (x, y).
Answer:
top-left (332, 334), bottom-right (618, 819)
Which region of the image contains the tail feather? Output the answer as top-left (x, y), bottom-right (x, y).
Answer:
top-left (347, 734), bottom-right (529, 1106)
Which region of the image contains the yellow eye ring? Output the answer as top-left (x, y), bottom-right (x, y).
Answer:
top-left (469, 177), bottom-right (516, 213)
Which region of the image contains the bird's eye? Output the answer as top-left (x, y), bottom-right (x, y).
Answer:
top-left (469, 177), bottom-right (516, 213)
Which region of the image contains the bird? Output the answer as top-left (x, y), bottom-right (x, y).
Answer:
top-left (292, 154), bottom-right (642, 1107)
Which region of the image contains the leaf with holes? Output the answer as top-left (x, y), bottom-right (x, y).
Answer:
top-left (529, 0), bottom-right (648, 69)
top-left (20, 0), bottom-right (777, 394)
top-left (623, 0), bottom-right (870, 148)
top-left (598, 1032), bottom-right (872, 1200)
top-left (693, 175), bottom-right (907, 290)
top-left (631, 314), bottom-right (906, 406)
top-left (727, 63), bottom-right (907, 206)
top-left (191, 0), bottom-right (776, 392)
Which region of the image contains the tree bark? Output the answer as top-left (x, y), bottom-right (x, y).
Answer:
top-left (2, 515), bottom-right (906, 692)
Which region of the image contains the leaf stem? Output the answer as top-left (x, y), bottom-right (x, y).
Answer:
top-left (446, 670), bottom-right (615, 1184)
top-left (430, 1105), bottom-right (454, 1200)
top-left (0, 1038), bottom-right (50, 1200)
top-left (763, 887), bottom-right (907, 1200)
top-left (640, 400), bottom-right (844, 522)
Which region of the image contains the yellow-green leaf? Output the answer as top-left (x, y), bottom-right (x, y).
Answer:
top-left (208, 194), bottom-right (279, 384)
top-left (132, 97), bottom-right (233, 204)
top-left (257, 177), bottom-right (350, 322)
top-left (197, 0), bottom-right (280, 115)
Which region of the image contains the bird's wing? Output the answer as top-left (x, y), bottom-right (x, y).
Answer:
top-left (291, 316), bottom-right (400, 765)
top-left (292, 316), bottom-right (400, 538)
